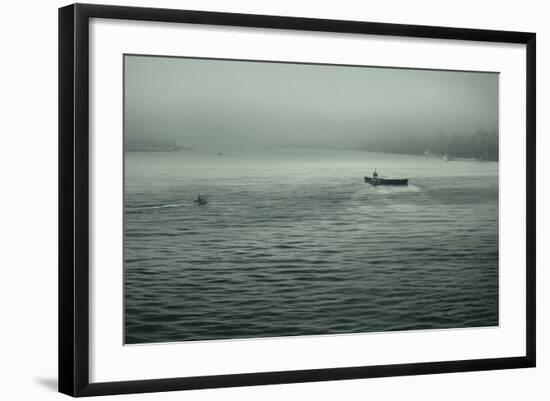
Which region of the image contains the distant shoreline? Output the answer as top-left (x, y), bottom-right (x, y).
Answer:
top-left (124, 146), bottom-right (498, 162)
top-left (125, 145), bottom-right (194, 152)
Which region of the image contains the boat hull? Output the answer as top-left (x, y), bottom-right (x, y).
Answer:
top-left (364, 177), bottom-right (408, 186)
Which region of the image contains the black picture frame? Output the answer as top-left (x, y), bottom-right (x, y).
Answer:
top-left (59, 3), bottom-right (536, 397)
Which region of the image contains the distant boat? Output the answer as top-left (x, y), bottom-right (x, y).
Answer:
top-left (364, 168), bottom-right (408, 186)
top-left (193, 195), bottom-right (208, 205)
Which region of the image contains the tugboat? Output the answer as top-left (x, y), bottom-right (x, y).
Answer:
top-left (364, 168), bottom-right (408, 186)
top-left (193, 194), bottom-right (208, 205)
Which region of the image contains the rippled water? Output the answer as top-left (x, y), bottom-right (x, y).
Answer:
top-left (124, 149), bottom-right (498, 344)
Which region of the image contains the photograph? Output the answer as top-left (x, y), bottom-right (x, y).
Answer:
top-left (123, 54), bottom-right (499, 344)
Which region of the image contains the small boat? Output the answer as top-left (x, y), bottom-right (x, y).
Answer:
top-left (193, 194), bottom-right (208, 205)
top-left (364, 168), bottom-right (408, 186)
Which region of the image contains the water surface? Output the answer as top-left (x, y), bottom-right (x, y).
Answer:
top-left (124, 149), bottom-right (498, 344)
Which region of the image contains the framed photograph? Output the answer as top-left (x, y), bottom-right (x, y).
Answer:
top-left (58, 3), bottom-right (536, 397)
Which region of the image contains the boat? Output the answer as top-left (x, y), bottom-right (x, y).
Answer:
top-left (193, 194), bottom-right (208, 205)
top-left (364, 168), bottom-right (408, 186)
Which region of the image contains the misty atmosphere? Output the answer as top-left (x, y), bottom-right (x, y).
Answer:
top-left (124, 55), bottom-right (499, 344)
top-left (124, 55), bottom-right (498, 160)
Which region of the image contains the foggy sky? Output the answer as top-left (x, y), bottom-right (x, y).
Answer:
top-left (124, 55), bottom-right (498, 150)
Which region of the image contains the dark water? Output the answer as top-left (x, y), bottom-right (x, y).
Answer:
top-left (124, 149), bottom-right (498, 344)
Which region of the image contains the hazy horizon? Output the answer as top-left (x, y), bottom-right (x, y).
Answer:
top-left (124, 55), bottom-right (499, 152)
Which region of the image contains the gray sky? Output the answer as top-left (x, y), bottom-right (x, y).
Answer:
top-left (124, 55), bottom-right (498, 149)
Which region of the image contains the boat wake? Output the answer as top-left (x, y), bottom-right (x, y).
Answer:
top-left (127, 203), bottom-right (190, 213)
top-left (366, 184), bottom-right (422, 195)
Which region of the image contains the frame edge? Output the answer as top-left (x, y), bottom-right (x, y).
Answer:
top-left (525, 33), bottom-right (536, 368)
top-left (58, 3), bottom-right (77, 397)
top-left (59, 3), bottom-right (93, 397)
top-left (58, 2), bottom-right (537, 396)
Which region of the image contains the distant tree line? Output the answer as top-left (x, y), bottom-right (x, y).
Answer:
top-left (362, 129), bottom-right (499, 161)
